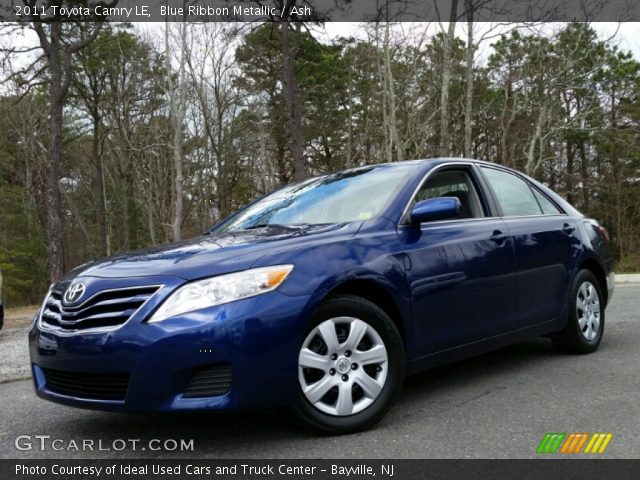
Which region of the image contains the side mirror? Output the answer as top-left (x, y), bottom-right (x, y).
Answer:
top-left (410, 197), bottom-right (461, 224)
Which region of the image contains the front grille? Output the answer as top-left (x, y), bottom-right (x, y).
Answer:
top-left (41, 286), bottom-right (160, 331)
top-left (42, 368), bottom-right (130, 400)
top-left (184, 364), bottom-right (232, 398)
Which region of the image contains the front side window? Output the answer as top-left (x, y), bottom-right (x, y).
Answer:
top-left (481, 167), bottom-right (543, 217)
top-left (415, 170), bottom-right (484, 219)
top-left (214, 165), bottom-right (414, 232)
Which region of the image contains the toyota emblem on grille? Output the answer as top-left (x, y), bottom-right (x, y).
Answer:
top-left (64, 283), bottom-right (86, 305)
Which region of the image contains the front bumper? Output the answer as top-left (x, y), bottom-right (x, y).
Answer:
top-left (29, 280), bottom-right (312, 413)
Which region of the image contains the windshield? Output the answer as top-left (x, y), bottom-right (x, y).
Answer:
top-left (214, 165), bottom-right (414, 233)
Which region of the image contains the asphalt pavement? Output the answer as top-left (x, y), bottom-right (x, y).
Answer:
top-left (0, 285), bottom-right (638, 459)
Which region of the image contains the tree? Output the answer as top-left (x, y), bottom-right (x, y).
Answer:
top-left (165, 21), bottom-right (189, 242)
top-left (279, 18), bottom-right (306, 180)
top-left (0, 95), bottom-right (49, 305)
top-left (73, 26), bottom-right (121, 256)
top-left (2, 3), bottom-right (109, 282)
top-left (437, 0), bottom-right (458, 156)
top-left (185, 24), bottom-right (242, 219)
top-left (2, 19), bottom-right (640, 305)
top-left (235, 24), bottom-right (291, 185)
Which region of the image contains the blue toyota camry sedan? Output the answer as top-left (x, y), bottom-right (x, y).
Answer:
top-left (30, 158), bottom-right (614, 433)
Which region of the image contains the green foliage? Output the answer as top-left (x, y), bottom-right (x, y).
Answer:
top-left (0, 99), bottom-right (49, 305)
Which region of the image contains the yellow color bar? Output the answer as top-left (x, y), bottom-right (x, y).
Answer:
top-left (584, 434), bottom-right (599, 453)
top-left (584, 433), bottom-right (613, 454)
top-left (598, 434), bottom-right (613, 453)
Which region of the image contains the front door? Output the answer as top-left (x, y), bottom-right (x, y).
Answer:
top-left (399, 167), bottom-right (518, 355)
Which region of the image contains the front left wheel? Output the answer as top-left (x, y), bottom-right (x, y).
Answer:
top-left (293, 295), bottom-right (405, 434)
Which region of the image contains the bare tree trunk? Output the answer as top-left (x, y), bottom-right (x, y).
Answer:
top-left (166, 21), bottom-right (188, 241)
top-left (566, 141), bottom-right (574, 204)
top-left (47, 54), bottom-right (64, 281)
top-left (276, 134), bottom-right (289, 185)
top-left (92, 115), bottom-right (110, 256)
top-left (216, 112), bottom-right (229, 219)
top-left (375, 23), bottom-right (392, 163)
top-left (525, 104), bottom-right (546, 175)
top-left (500, 86), bottom-right (517, 166)
top-left (280, 21), bottom-right (306, 181)
top-left (463, 2), bottom-right (474, 158)
top-left (346, 64), bottom-right (353, 168)
top-left (578, 141), bottom-right (589, 212)
top-left (383, 22), bottom-right (403, 161)
top-left (172, 123), bottom-right (184, 242)
top-left (147, 186), bottom-right (156, 245)
top-left (439, 0), bottom-right (458, 157)
top-left (29, 17), bottom-right (104, 281)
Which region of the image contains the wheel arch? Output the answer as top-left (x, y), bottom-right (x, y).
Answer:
top-left (322, 279), bottom-right (407, 341)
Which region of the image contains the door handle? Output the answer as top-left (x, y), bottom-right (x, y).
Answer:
top-left (490, 231), bottom-right (508, 244)
top-left (563, 223), bottom-right (576, 235)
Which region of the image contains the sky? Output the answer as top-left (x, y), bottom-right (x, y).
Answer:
top-left (317, 22), bottom-right (640, 63)
top-left (5, 22), bottom-right (640, 74)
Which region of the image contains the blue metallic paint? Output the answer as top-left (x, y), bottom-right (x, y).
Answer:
top-left (410, 197), bottom-right (461, 223)
top-left (29, 159), bottom-right (614, 412)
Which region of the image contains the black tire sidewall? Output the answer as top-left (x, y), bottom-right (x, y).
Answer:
top-left (564, 270), bottom-right (605, 351)
top-left (293, 295), bottom-right (405, 434)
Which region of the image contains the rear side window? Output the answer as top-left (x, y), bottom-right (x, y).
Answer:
top-left (480, 167), bottom-right (542, 216)
top-left (531, 188), bottom-right (562, 215)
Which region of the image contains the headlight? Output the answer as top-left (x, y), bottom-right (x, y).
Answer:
top-left (147, 264), bottom-right (294, 323)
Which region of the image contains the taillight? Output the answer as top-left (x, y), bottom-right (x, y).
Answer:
top-left (596, 226), bottom-right (610, 243)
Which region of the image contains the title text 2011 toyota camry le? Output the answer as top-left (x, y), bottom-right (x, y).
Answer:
top-left (30, 159), bottom-right (614, 433)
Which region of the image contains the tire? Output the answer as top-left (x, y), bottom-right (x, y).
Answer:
top-left (293, 294), bottom-right (405, 434)
top-left (552, 270), bottom-right (605, 354)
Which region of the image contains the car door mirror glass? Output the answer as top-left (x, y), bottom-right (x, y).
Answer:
top-left (411, 197), bottom-right (461, 223)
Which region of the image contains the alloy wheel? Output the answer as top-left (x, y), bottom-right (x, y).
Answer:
top-left (298, 317), bottom-right (388, 416)
top-left (576, 281), bottom-right (601, 341)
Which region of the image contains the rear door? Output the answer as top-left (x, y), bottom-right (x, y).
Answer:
top-left (399, 165), bottom-right (518, 355)
top-left (478, 166), bottom-right (580, 328)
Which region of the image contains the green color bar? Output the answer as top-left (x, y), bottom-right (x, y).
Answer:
top-left (537, 433), bottom-right (553, 453)
top-left (537, 433), bottom-right (566, 453)
top-left (549, 433), bottom-right (566, 453)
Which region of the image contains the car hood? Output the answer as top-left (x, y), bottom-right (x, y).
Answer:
top-left (62, 223), bottom-right (360, 281)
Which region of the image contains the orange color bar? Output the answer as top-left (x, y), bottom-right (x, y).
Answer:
top-left (560, 434), bottom-right (576, 454)
top-left (571, 433), bottom-right (589, 453)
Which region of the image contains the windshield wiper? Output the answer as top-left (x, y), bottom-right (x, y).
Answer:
top-left (243, 223), bottom-right (314, 230)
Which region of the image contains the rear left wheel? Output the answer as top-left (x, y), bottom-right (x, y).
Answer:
top-left (293, 295), bottom-right (405, 434)
top-left (552, 269), bottom-right (605, 354)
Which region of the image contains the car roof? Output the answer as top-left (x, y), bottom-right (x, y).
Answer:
top-left (340, 157), bottom-right (515, 175)
top-left (339, 158), bottom-right (582, 218)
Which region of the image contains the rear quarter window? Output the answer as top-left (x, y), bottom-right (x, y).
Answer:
top-left (531, 187), bottom-right (563, 215)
